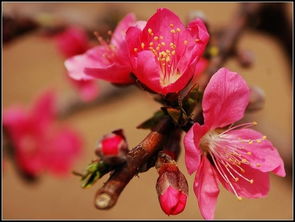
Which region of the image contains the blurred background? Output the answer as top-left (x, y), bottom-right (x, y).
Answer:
top-left (2, 2), bottom-right (293, 220)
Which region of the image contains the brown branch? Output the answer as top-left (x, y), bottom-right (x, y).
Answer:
top-left (94, 117), bottom-right (173, 209)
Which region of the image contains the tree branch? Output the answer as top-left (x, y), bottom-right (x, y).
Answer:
top-left (94, 117), bottom-right (173, 209)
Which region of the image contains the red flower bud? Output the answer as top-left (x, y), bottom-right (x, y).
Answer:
top-left (95, 129), bottom-right (128, 165)
top-left (156, 163), bottom-right (188, 216)
top-left (159, 185), bottom-right (187, 215)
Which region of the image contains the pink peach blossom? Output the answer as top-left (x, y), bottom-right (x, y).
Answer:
top-left (54, 26), bottom-right (89, 58)
top-left (65, 13), bottom-right (142, 84)
top-left (53, 26), bottom-right (99, 102)
top-left (184, 68), bottom-right (285, 219)
top-left (3, 91), bottom-right (82, 177)
top-left (126, 8), bottom-right (209, 95)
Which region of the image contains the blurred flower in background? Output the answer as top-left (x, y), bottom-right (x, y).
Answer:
top-left (3, 91), bottom-right (83, 179)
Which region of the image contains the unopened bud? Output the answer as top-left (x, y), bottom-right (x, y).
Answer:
top-left (95, 129), bottom-right (128, 165)
top-left (156, 162), bottom-right (188, 215)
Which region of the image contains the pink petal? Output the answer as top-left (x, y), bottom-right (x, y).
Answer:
top-left (111, 13), bottom-right (136, 48)
top-left (70, 78), bottom-right (100, 102)
top-left (228, 128), bottom-right (286, 177)
top-left (126, 26), bottom-right (143, 67)
top-left (184, 122), bottom-right (207, 175)
top-left (159, 185), bottom-right (187, 215)
top-left (65, 46), bottom-right (106, 81)
top-left (43, 128), bottom-right (83, 176)
top-left (31, 91), bottom-right (56, 128)
top-left (85, 63), bottom-right (133, 84)
top-left (194, 156), bottom-right (220, 220)
top-left (217, 163), bottom-right (270, 199)
top-left (187, 18), bottom-right (210, 56)
top-left (133, 50), bottom-right (162, 93)
top-left (141, 8), bottom-right (186, 45)
top-left (55, 26), bottom-right (89, 58)
top-left (202, 68), bottom-right (250, 129)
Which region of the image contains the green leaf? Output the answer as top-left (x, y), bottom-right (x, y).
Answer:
top-left (78, 160), bottom-right (110, 189)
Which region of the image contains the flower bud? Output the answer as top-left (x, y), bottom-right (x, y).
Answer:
top-left (95, 129), bottom-right (128, 165)
top-left (156, 162), bottom-right (188, 215)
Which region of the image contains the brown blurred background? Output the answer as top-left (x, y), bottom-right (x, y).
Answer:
top-left (2, 2), bottom-right (293, 220)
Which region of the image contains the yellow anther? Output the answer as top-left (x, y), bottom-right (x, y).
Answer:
top-left (247, 152), bottom-right (252, 155)
top-left (234, 177), bottom-right (239, 182)
top-left (156, 46), bottom-right (160, 51)
top-left (149, 42), bottom-right (154, 46)
top-left (170, 29), bottom-right (176, 34)
top-left (252, 121), bottom-right (258, 125)
top-left (242, 159), bottom-right (248, 164)
top-left (161, 42), bottom-right (166, 46)
top-left (165, 56), bottom-right (171, 62)
top-left (249, 179), bottom-right (254, 184)
top-left (183, 40), bottom-right (188, 45)
top-left (195, 38), bottom-right (200, 42)
top-left (256, 163), bottom-right (261, 167)
top-left (141, 42), bottom-right (145, 49)
top-left (210, 46), bottom-right (219, 57)
top-left (171, 50), bottom-right (176, 55)
top-left (148, 28), bottom-right (153, 34)
top-left (256, 139), bottom-right (262, 143)
top-left (154, 36), bottom-right (159, 41)
top-left (237, 196), bottom-right (243, 200)
top-left (133, 48), bottom-right (138, 52)
top-left (160, 35), bottom-right (164, 40)
top-left (262, 136), bottom-right (267, 140)
top-left (248, 140), bottom-right (253, 144)
top-left (176, 28), bottom-right (181, 32)
top-left (166, 49), bottom-right (171, 53)
top-left (148, 47), bottom-right (154, 50)
top-left (169, 24), bottom-right (174, 28)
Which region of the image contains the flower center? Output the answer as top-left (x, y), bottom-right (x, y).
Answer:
top-left (200, 122), bottom-right (267, 200)
top-left (134, 23), bottom-right (199, 87)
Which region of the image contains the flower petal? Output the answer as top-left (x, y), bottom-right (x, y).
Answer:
top-left (43, 128), bottom-right (83, 175)
top-left (218, 163), bottom-right (270, 199)
top-left (65, 46), bottom-right (105, 81)
top-left (133, 50), bottom-right (162, 93)
top-left (141, 8), bottom-right (185, 45)
top-left (31, 91), bottom-right (56, 128)
top-left (228, 128), bottom-right (286, 177)
top-left (70, 78), bottom-right (100, 102)
top-left (194, 156), bottom-right (220, 220)
top-left (85, 63), bottom-right (133, 84)
top-left (187, 18), bottom-right (210, 56)
top-left (202, 68), bottom-right (250, 129)
top-left (55, 26), bottom-right (89, 58)
top-left (111, 13), bottom-right (136, 48)
top-left (184, 123), bottom-right (208, 175)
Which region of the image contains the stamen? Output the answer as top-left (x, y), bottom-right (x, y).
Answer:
top-left (170, 29), bottom-right (176, 34)
top-left (210, 153), bottom-right (242, 200)
top-left (133, 48), bottom-right (138, 52)
top-left (169, 24), bottom-right (174, 28)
